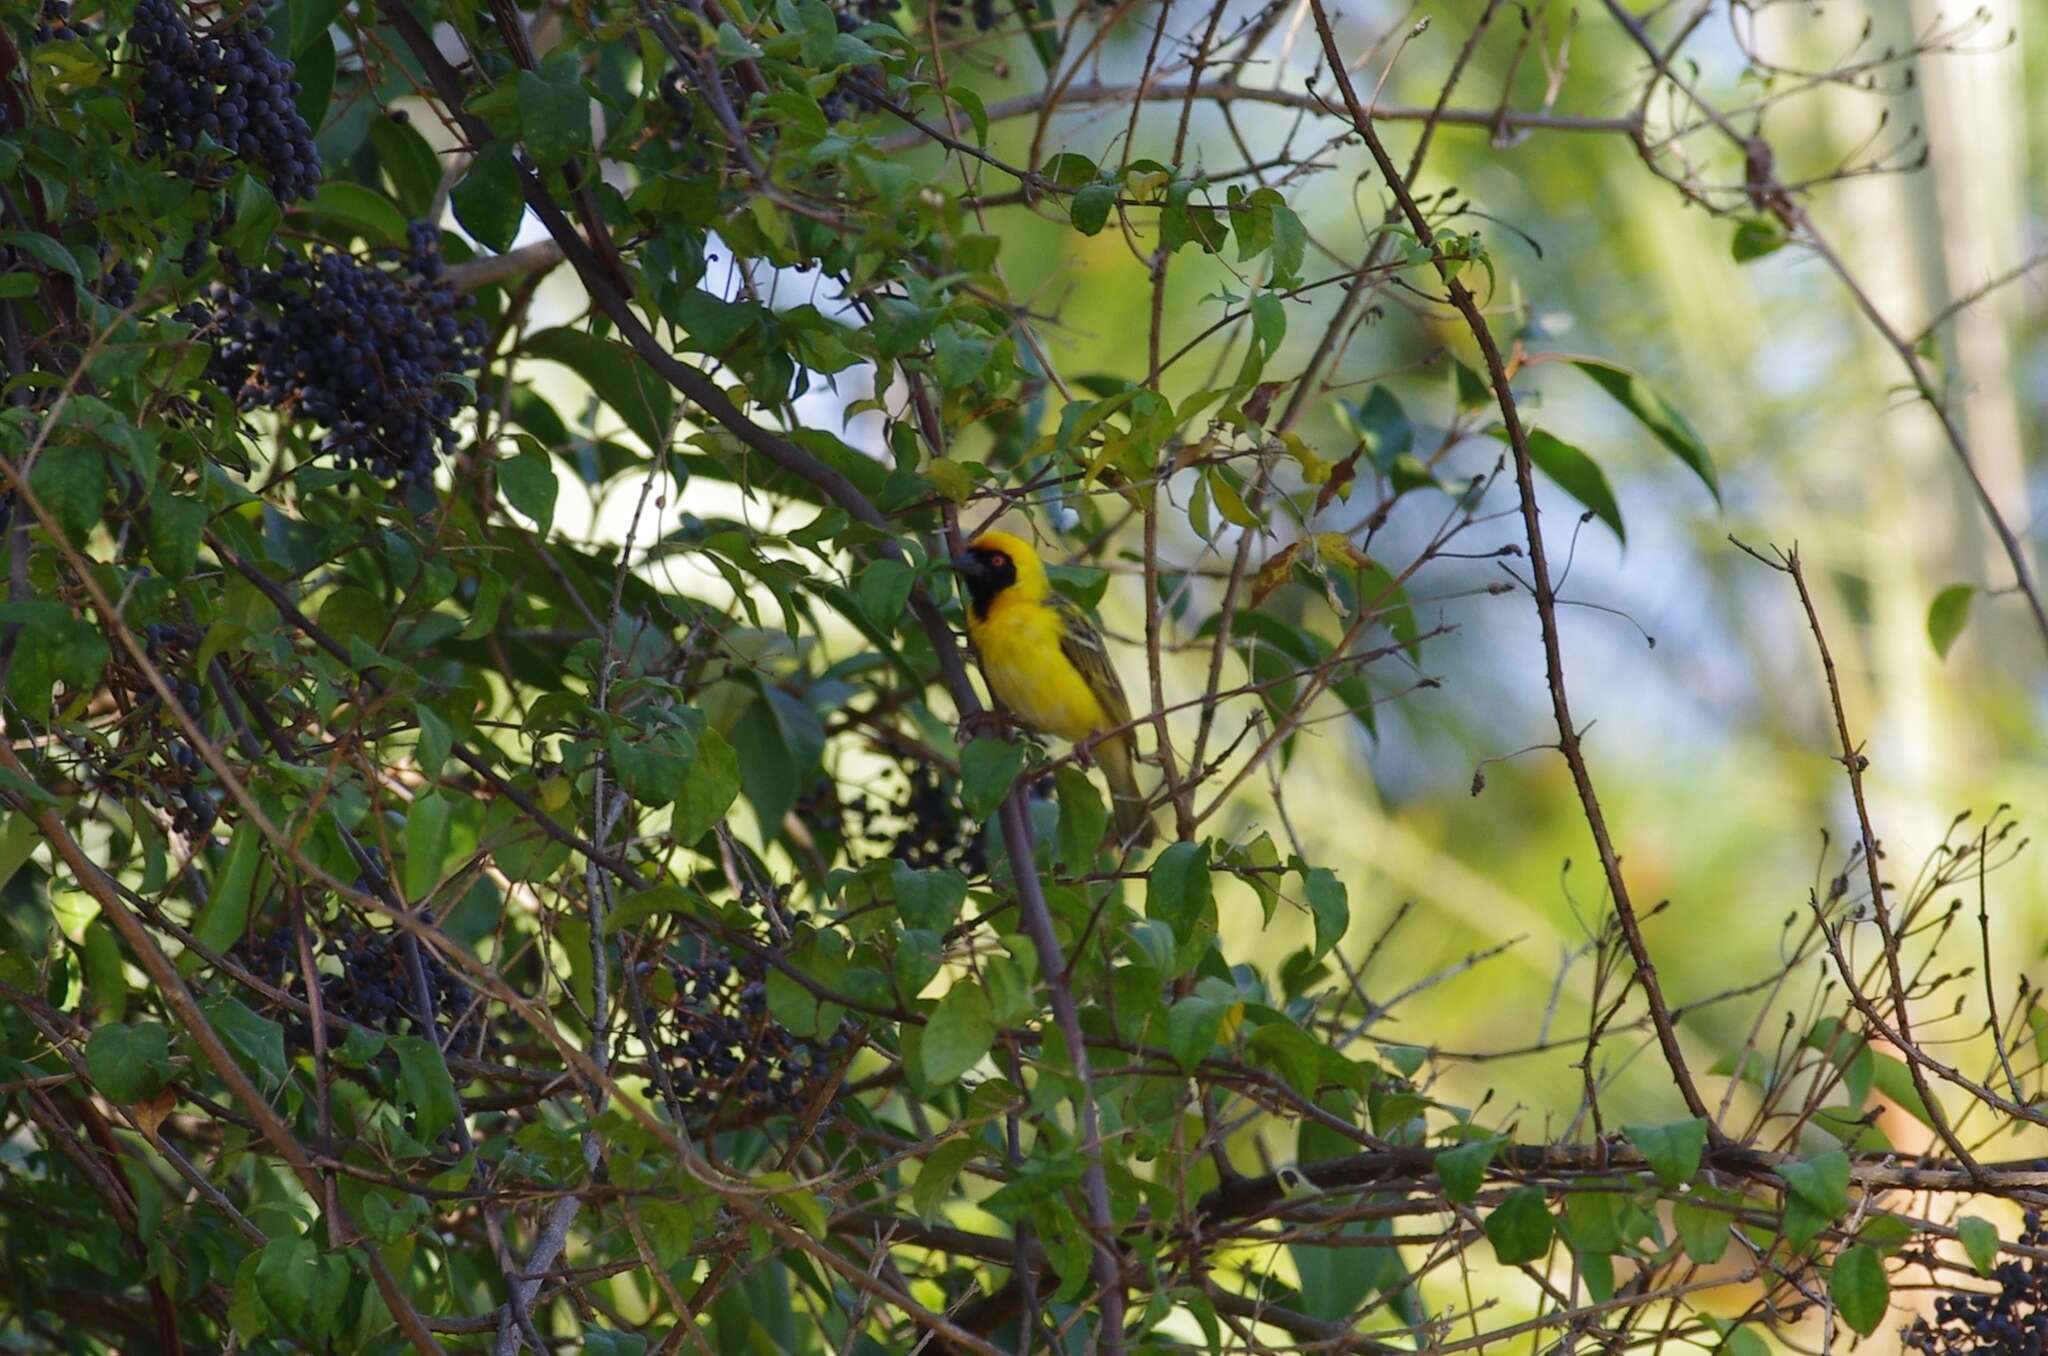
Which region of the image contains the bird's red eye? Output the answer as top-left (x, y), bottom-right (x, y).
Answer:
top-left (988, 552), bottom-right (1007, 568)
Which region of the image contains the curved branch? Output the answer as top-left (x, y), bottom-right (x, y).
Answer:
top-left (1304, 0), bottom-right (1717, 1134)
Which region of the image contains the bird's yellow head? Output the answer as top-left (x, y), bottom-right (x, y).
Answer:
top-left (950, 529), bottom-right (1049, 621)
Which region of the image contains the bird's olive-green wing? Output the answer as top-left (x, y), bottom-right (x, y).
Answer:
top-left (1052, 594), bottom-right (1133, 730)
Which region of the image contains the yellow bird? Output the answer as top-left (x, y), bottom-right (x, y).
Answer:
top-left (950, 530), bottom-right (1154, 846)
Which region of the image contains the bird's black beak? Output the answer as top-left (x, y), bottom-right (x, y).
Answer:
top-left (950, 551), bottom-right (994, 619)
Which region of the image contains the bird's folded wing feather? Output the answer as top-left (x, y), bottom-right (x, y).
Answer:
top-left (1053, 595), bottom-right (1133, 730)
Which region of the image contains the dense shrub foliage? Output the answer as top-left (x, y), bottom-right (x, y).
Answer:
top-left (1, 0), bottom-right (2044, 1352)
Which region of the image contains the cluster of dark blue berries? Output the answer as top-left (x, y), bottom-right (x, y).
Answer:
top-left (178, 217), bottom-right (216, 277)
top-left (114, 621), bottom-right (218, 836)
top-left (35, 0), bottom-right (81, 44)
top-left (101, 258), bottom-right (140, 310)
top-left (646, 949), bottom-right (850, 1120)
top-left (1907, 1212), bottom-right (2048, 1353)
top-left (129, 0), bottom-right (323, 205)
top-left (235, 917), bottom-right (478, 1048)
top-left (187, 224), bottom-right (485, 490)
top-left (931, 0), bottom-right (1001, 31)
top-left (797, 763), bottom-right (986, 874)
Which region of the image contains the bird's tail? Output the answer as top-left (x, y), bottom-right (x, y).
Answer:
top-left (1097, 733), bottom-right (1155, 847)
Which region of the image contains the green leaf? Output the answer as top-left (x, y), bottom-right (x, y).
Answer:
top-left (518, 68), bottom-right (592, 170)
top-left (1042, 153), bottom-right (1098, 189)
top-left (451, 142), bottom-right (524, 254)
top-left (1301, 866), bottom-right (1348, 958)
top-left (404, 791), bottom-right (451, 900)
top-left (1484, 1186), bottom-right (1554, 1264)
top-left (7, 614), bottom-right (109, 719)
top-left (764, 935), bottom-right (847, 1039)
top-left (224, 176), bottom-right (282, 257)
top-left (674, 726), bottom-right (740, 845)
top-left (391, 1034), bottom-right (461, 1143)
top-left (229, 1251), bottom-right (272, 1337)
top-left (1266, 201), bottom-right (1306, 287)
top-left (1161, 201), bottom-right (1226, 255)
top-left (524, 327), bottom-right (675, 454)
top-left (254, 1236), bottom-right (315, 1330)
top-left (1167, 995), bottom-right (1228, 1072)
top-left (856, 558), bottom-right (915, 630)
top-left (1869, 1053), bottom-right (1935, 1128)
top-left (608, 729), bottom-right (689, 809)
top-left (1831, 1243), bottom-right (1888, 1336)
top-left (0, 813), bottom-right (31, 894)
top-left (732, 687), bottom-right (823, 833)
top-left (1567, 356), bottom-right (1719, 503)
top-left (1147, 840), bottom-right (1212, 946)
top-left (1579, 1250), bottom-right (1615, 1302)
top-left (892, 863), bottom-right (967, 932)
top-left (922, 981), bottom-right (995, 1085)
top-left (1246, 1018), bottom-right (1323, 1096)
top-left (1560, 1189), bottom-right (1623, 1255)
top-left (1623, 1117), bottom-right (1708, 1189)
top-left (1858, 1214), bottom-right (1914, 1254)
top-left (1958, 1215), bottom-right (1999, 1275)
top-left (81, 917), bottom-right (127, 1021)
top-left (293, 30), bottom-right (334, 129)
top-left (0, 230), bottom-right (84, 284)
top-left (603, 883), bottom-right (708, 935)
top-left (1777, 1148), bottom-right (1850, 1221)
top-left (1928, 584), bottom-right (1973, 659)
top-left (1731, 218), bottom-right (1787, 262)
top-left (1452, 359), bottom-right (1492, 410)
top-left (145, 490), bottom-right (206, 579)
top-left (368, 115), bottom-right (441, 218)
top-left (84, 1021), bottom-right (172, 1101)
top-left (912, 1138), bottom-right (979, 1222)
top-left (316, 586), bottom-right (387, 653)
top-left (1782, 1193), bottom-right (1831, 1253)
top-left (188, 825), bottom-right (262, 964)
top-left (455, 571), bottom-right (505, 644)
top-left (1071, 183), bottom-right (1114, 236)
top-left (498, 443), bottom-right (559, 535)
top-left (202, 995), bottom-right (287, 1087)
top-left (1287, 1218), bottom-right (1409, 1322)
top-left (949, 86), bottom-right (989, 147)
top-left (1524, 429), bottom-right (1625, 543)
top-left (1674, 1191), bottom-right (1731, 1264)
top-left (0, 765), bottom-right (58, 809)
top-left (120, 1155), bottom-right (163, 1246)
top-left (1712, 1324), bottom-right (1771, 1356)
top-left (302, 182), bottom-right (408, 249)
top-left (959, 737), bottom-right (1026, 820)
top-left (931, 326), bottom-right (992, 389)
top-left (1053, 766), bottom-right (1107, 871)
top-left (1435, 1136), bottom-right (1501, 1205)
top-left (1249, 292), bottom-right (1285, 362)
top-left (30, 445), bottom-right (106, 545)
top-left (1181, 1289), bottom-right (1224, 1356)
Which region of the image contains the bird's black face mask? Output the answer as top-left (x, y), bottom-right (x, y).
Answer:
top-left (950, 547), bottom-right (1017, 621)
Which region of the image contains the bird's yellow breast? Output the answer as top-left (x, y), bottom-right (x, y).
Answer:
top-left (968, 595), bottom-right (1112, 742)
